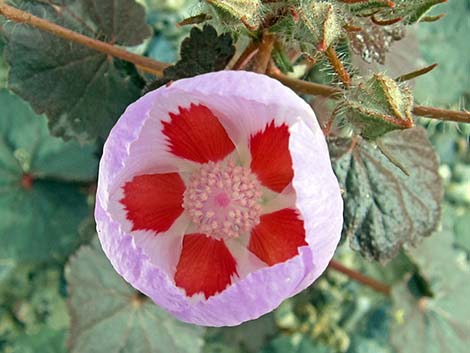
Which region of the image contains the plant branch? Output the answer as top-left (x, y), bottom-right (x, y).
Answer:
top-left (232, 40), bottom-right (259, 70)
top-left (269, 73), bottom-right (470, 124)
top-left (2, 2), bottom-right (469, 125)
top-left (412, 105), bottom-right (470, 124)
top-left (253, 32), bottom-right (275, 73)
top-left (268, 71), bottom-right (343, 97)
top-left (395, 63), bottom-right (438, 83)
top-left (329, 260), bottom-right (391, 295)
top-left (0, 2), bottom-right (169, 76)
top-left (325, 46), bottom-right (351, 87)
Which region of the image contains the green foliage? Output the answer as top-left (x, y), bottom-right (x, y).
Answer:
top-left (346, 0), bottom-right (446, 24)
top-left (65, 241), bottom-right (205, 353)
top-left (0, 89), bottom-right (96, 262)
top-left (328, 127), bottom-right (443, 262)
top-left (0, 0), bottom-right (468, 352)
top-left (147, 25), bottom-right (235, 89)
top-left (390, 209), bottom-right (470, 353)
top-left (270, 1), bottom-right (345, 58)
top-left (204, 0), bottom-right (263, 29)
top-left (9, 329), bottom-right (67, 353)
top-left (203, 314), bottom-right (276, 353)
top-left (0, 264), bottom-right (69, 352)
top-left (260, 334), bottom-right (333, 353)
top-left (296, 1), bottom-right (345, 54)
top-left (341, 74), bottom-right (414, 139)
top-left (2, 0), bottom-right (150, 142)
top-left (140, 0), bottom-right (193, 63)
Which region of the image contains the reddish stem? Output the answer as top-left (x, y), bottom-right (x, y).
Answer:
top-left (325, 46), bottom-right (351, 87)
top-left (412, 105), bottom-right (470, 124)
top-left (269, 71), bottom-right (342, 97)
top-left (395, 63), bottom-right (438, 83)
top-left (2, 2), bottom-right (469, 125)
top-left (0, 2), bottom-right (169, 76)
top-left (253, 32), bottom-right (275, 74)
top-left (232, 40), bottom-right (259, 70)
top-left (329, 260), bottom-right (391, 295)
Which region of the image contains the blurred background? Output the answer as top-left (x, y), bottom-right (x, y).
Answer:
top-left (0, 0), bottom-right (469, 352)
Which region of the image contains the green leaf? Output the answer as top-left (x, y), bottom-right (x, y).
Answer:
top-left (0, 89), bottom-right (97, 262)
top-left (328, 127), bottom-right (443, 262)
top-left (204, 314), bottom-right (276, 353)
top-left (382, 0), bottom-right (447, 24)
top-left (0, 263), bottom-right (70, 349)
top-left (347, 0), bottom-right (445, 24)
top-left (346, 305), bottom-right (394, 353)
top-left (272, 45), bottom-right (294, 74)
top-left (65, 242), bottom-right (205, 353)
top-left (259, 334), bottom-right (333, 353)
top-left (390, 216), bottom-right (470, 353)
top-left (341, 74), bottom-right (414, 139)
top-left (9, 329), bottom-right (67, 353)
top-left (146, 25), bottom-right (235, 89)
top-left (273, 2), bottom-right (345, 57)
top-left (346, 338), bottom-right (392, 353)
top-left (204, 0), bottom-right (262, 29)
top-left (2, 0), bottom-right (150, 142)
top-left (346, 1), bottom-right (396, 17)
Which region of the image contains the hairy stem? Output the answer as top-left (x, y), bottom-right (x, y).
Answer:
top-left (0, 2), bottom-right (169, 76)
top-left (325, 46), bottom-right (351, 87)
top-left (268, 71), bottom-right (342, 97)
top-left (253, 32), bottom-right (275, 74)
top-left (412, 105), bottom-right (470, 124)
top-left (232, 40), bottom-right (259, 70)
top-left (329, 260), bottom-right (391, 295)
top-left (2, 2), bottom-right (469, 125)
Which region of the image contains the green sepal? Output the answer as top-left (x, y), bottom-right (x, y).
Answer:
top-left (341, 74), bottom-right (414, 139)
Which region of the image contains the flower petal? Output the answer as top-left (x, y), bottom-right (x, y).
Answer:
top-left (97, 88), bottom-right (198, 211)
top-left (96, 71), bottom-right (343, 327)
top-left (248, 208), bottom-right (307, 266)
top-left (162, 103), bottom-right (235, 163)
top-left (121, 173), bottom-right (185, 233)
top-left (288, 120), bottom-right (343, 292)
top-left (96, 198), bottom-right (314, 326)
top-left (168, 71), bottom-right (317, 147)
top-left (175, 234), bottom-right (238, 299)
top-left (250, 121), bottom-right (293, 192)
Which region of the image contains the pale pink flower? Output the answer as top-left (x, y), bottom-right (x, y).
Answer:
top-left (95, 71), bottom-right (342, 326)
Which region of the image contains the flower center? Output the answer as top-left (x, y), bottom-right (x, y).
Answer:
top-left (183, 160), bottom-right (262, 240)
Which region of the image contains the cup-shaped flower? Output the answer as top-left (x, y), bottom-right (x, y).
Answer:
top-left (95, 71), bottom-right (343, 326)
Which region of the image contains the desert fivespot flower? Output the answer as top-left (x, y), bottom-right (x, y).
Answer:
top-left (95, 71), bottom-right (343, 326)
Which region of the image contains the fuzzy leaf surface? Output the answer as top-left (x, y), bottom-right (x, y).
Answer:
top-left (2, 0), bottom-right (150, 142)
top-left (390, 210), bottom-right (470, 353)
top-left (0, 89), bottom-right (96, 262)
top-left (147, 25), bottom-right (235, 89)
top-left (328, 127), bottom-right (442, 262)
top-left (66, 242), bottom-right (205, 353)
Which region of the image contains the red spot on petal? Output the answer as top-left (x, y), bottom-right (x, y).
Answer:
top-left (248, 208), bottom-right (307, 266)
top-left (121, 173), bottom-right (185, 233)
top-left (175, 234), bottom-right (238, 299)
top-left (162, 104), bottom-right (235, 163)
top-left (250, 121), bottom-right (294, 193)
